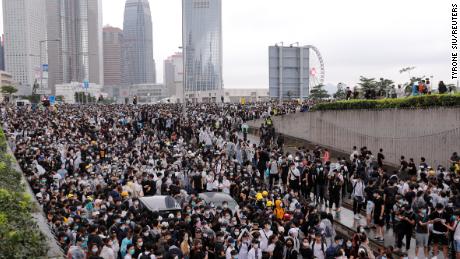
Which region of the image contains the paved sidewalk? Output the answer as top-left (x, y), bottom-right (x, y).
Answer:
top-left (245, 133), bottom-right (448, 259)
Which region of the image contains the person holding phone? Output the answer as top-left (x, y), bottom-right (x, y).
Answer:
top-left (429, 203), bottom-right (451, 258)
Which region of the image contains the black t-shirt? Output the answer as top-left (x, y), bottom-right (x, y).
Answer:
top-left (429, 211), bottom-right (451, 233)
top-left (373, 197), bottom-right (384, 217)
top-left (399, 210), bottom-right (416, 230)
top-left (377, 153), bottom-right (385, 166)
top-left (415, 213), bottom-right (429, 233)
top-left (384, 186), bottom-right (398, 205)
top-left (408, 162), bottom-right (417, 176)
top-left (400, 160), bottom-right (408, 171)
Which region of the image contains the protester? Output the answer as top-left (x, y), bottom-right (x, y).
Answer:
top-left (2, 102), bottom-right (459, 259)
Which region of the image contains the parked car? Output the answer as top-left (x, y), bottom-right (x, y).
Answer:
top-left (139, 195), bottom-right (181, 213)
top-left (198, 192), bottom-right (238, 212)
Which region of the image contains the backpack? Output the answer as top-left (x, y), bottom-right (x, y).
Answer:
top-left (325, 245), bottom-right (339, 259)
top-left (310, 240), bottom-right (326, 255)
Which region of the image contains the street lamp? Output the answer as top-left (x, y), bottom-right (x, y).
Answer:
top-left (39, 39), bottom-right (61, 92)
top-left (178, 46), bottom-right (186, 117)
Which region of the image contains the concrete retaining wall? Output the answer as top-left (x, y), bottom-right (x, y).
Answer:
top-left (248, 107), bottom-right (460, 168)
top-left (7, 144), bottom-right (64, 258)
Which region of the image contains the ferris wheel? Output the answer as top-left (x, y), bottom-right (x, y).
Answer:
top-left (304, 45), bottom-right (325, 90)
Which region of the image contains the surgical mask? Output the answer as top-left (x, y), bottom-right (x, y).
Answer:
top-left (91, 247), bottom-right (98, 253)
top-left (138, 242), bottom-right (143, 247)
top-left (338, 240), bottom-right (343, 246)
top-left (129, 249), bottom-right (135, 255)
top-left (347, 242), bottom-right (352, 247)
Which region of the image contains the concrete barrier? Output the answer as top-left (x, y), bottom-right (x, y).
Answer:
top-left (6, 144), bottom-right (64, 258)
top-left (248, 107), bottom-right (460, 168)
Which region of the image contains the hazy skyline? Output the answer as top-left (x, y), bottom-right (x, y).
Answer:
top-left (0, 0), bottom-right (456, 91)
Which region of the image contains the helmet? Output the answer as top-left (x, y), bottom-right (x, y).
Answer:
top-left (256, 193), bottom-right (263, 201)
top-left (262, 191), bottom-right (269, 197)
top-left (266, 200), bottom-right (274, 207)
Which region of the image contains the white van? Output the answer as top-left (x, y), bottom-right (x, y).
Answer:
top-left (15, 99), bottom-right (31, 106)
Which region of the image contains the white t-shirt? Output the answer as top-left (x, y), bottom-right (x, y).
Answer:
top-left (454, 220), bottom-right (460, 241)
top-left (259, 229), bottom-right (273, 251)
top-left (312, 241), bottom-right (325, 259)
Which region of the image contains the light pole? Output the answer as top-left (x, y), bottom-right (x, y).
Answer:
top-left (39, 39), bottom-right (60, 91)
top-left (179, 46), bottom-right (186, 117)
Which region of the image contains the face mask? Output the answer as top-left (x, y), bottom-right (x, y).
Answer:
top-left (92, 247), bottom-right (98, 253)
top-left (347, 242), bottom-right (352, 248)
top-left (129, 249), bottom-right (135, 255)
top-left (338, 240), bottom-right (343, 246)
top-left (138, 242), bottom-right (143, 247)
top-left (144, 232), bottom-right (149, 237)
top-left (234, 231), bottom-right (240, 236)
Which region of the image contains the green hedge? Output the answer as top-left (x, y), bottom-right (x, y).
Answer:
top-left (312, 94), bottom-right (460, 111)
top-left (0, 129), bottom-right (48, 258)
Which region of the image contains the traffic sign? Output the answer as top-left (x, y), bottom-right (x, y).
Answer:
top-left (42, 64), bottom-right (48, 72)
top-left (49, 95), bottom-right (55, 105)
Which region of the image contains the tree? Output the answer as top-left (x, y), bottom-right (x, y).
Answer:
top-left (358, 76), bottom-right (378, 99)
top-left (446, 83), bottom-right (457, 93)
top-left (1, 85), bottom-right (18, 103)
top-left (309, 84), bottom-right (330, 100)
top-left (377, 78), bottom-right (394, 98)
top-left (333, 82), bottom-right (347, 100)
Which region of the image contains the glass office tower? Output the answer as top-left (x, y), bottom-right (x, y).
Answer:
top-left (182, 0), bottom-right (222, 92)
top-left (123, 0), bottom-right (156, 85)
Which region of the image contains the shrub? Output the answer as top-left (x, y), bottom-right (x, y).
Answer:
top-left (312, 94), bottom-right (460, 111)
top-left (0, 128), bottom-right (48, 258)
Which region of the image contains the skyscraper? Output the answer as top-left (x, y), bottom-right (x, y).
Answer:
top-left (0, 35), bottom-right (5, 71)
top-left (164, 52), bottom-right (183, 98)
top-left (182, 0), bottom-right (222, 92)
top-left (2, 0), bottom-right (47, 89)
top-left (103, 26), bottom-right (123, 86)
top-left (122, 0), bottom-right (156, 85)
top-left (269, 45), bottom-right (310, 100)
top-left (46, 0), bottom-right (104, 93)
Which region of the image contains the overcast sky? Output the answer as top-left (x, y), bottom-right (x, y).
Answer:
top-left (0, 0), bottom-right (456, 90)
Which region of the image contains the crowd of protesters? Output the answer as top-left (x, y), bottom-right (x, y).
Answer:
top-left (1, 102), bottom-right (459, 259)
